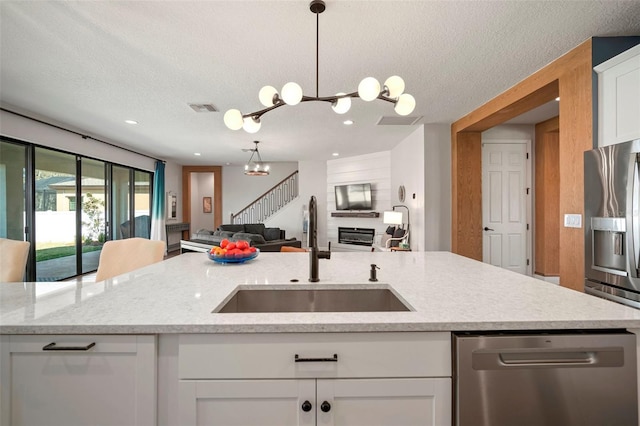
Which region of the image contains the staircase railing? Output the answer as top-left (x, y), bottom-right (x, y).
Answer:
top-left (231, 171), bottom-right (299, 224)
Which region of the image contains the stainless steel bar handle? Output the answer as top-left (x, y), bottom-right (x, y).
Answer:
top-left (42, 342), bottom-right (96, 351)
top-left (499, 351), bottom-right (594, 366)
top-left (472, 347), bottom-right (624, 369)
top-left (295, 353), bottom-right (338, 362)
top-left (633, 156), bottom-right (640, 274)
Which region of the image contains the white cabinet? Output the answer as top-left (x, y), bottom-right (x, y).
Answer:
top-left (179, 377), bottom-right (450, 426)
top-left (0, 334), bottom-right (156, 426)
top-left (177, 332), bottom-right (452, 426)
top-left (595, 44), bottom-right (640, 147)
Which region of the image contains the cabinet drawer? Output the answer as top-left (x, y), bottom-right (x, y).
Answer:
top-left (1, 334), bottom-right (156, 426)
top-left (179, 332), bottom-right (451, 379)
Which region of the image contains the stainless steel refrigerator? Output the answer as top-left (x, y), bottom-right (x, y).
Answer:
top-left (584, 139), bottom-right (640, 308)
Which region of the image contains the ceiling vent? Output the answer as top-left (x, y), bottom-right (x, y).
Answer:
top-left (376, 116), bottom-right (422, 126)
top-left (189, 103), bottom-right (218, 113)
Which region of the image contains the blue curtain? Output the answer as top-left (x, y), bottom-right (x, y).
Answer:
top-left (150, 161), bottom-right (166, 246)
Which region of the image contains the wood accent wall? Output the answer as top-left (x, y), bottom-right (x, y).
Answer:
top-left (451, 39), bottom-right (593, 292)
top-left (534, 117), bottom-right (560, 276)
top-left (182, 166), bottom-right (223, 231)
top-left (451, 132), bottom-right (482, 257)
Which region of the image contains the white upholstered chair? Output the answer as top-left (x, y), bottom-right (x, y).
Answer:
top-left (0, 238), bottom-right (30, 282)
top-left (95, 238), bottom-right (165, 282)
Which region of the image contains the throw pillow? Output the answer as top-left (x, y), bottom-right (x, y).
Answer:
top-left (244, 223), bottom-right (266, 235)
top-left (263, 227), bottom-right (282, 241)
top-left (219, 224), bottom-right (245, 233)
top-left (390, 228), bottom-right (406, 247)
top-left (232, 232), bottom-right (267, 245)
top-left (195, 229), bottom-right (213, 235)
top-left (213, 230), bottom-right (235, 238)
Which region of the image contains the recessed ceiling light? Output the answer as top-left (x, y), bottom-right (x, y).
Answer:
top-left (124, 119), bottom-right (138, 125)
top-left (194, 153), bottom-right (201, 156)
top-left (555, 97), bottom-right (560, 101)
top-left (343, 120), bottom-right (354, 125)
top-left (332, 152), bottom-right (339, 157)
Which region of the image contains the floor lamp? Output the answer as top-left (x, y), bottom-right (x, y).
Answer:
top-left (392, 205), bottom-right (410, 246)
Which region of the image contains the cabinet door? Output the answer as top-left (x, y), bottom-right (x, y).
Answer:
top-left (597, 45), bottom-right (640, 146)
top-left (0, 335), bottom-right (156, 426)
top-left (317, 378), bottom-right (451, 426)
top-left (178, 379), bottom-right (315, 426)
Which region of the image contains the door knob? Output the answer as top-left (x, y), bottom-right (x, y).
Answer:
top-left (483, 227), bottom-right (494, 231)
top-left (301, 400), bottom-right (312, 412)
top-left (320, 401), bottom-right (331, 412)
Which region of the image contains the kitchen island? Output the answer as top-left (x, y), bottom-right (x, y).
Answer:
top-left (2, 251), bottom-right (640, 425)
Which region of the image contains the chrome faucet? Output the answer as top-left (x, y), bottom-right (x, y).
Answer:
top-left (308, 195), bottom-right (331, 282)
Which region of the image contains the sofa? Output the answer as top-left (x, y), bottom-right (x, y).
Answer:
top-left (190, 223), bottom-right (302, 252)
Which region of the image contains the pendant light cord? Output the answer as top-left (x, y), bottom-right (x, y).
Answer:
top-left (316, 11), bottom-right (319, 98)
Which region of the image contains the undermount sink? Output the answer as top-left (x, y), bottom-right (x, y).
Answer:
top-left (213, 286), bottom-right (412, 313)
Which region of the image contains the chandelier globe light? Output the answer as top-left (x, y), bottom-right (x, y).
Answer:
top-left (223, 0), bottom-right (416, 133)
top-left (244, 141), bottom-right (270, 176)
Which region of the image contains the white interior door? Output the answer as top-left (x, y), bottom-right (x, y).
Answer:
top-left (482, 142), bottom-right (530, 275)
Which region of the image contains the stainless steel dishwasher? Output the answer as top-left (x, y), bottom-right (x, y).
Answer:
top-left (454, 331), bottom-right (638, 426)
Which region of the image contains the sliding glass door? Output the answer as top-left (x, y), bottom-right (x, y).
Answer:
top-left (134, 170), bottom-right (151, 238)
top-left (34, 148), bottom-right (77, 281)
top-left (0, 140), bottom-right (27, 241)
top-left (81, 158), bottom-right (106, 274)
top-left (2, 137), bottom-right (154, 281)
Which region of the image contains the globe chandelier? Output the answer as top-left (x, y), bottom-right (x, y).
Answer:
top-left (243, 141), bottom-right (270, 176)
top-left (223, 0), bottom-right (416, 134)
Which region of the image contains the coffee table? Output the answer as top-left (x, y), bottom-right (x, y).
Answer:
top-left (180, 239), bottom-right (214, 253)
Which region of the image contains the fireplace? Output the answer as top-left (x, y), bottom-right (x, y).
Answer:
top-left (338, 227), bottom-right (375, 246)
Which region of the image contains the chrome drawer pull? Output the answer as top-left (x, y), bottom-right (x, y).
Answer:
top-left (42, 342), bottom-right (96, 351)
top-left (295, 353), bottom-right (338, 362)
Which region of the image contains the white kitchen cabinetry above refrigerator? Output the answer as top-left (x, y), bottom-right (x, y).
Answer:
top-left (595, 44), bottom-right (640, 147)
top-left (0, 335), bottom-right (156, 426)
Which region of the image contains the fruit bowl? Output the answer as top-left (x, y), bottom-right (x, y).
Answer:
top-left (207, 248), bottom-right (260, 264)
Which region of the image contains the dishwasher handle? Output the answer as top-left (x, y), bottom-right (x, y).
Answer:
top-left (472, 346), bottom-right (625, 370)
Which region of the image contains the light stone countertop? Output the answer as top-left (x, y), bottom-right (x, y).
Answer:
top-left (2, 251), bottom-right (640, 334)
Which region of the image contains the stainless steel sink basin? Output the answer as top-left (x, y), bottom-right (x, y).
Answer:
top-left (213, 286), bottom-right (411, 313)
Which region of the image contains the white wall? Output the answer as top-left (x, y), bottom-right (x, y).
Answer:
top-left (164, 161), bottom-right (182, 223)
top-left (482, 124), bottom-right (535, 141)
top-left (189, 172), bottom-right (215, 232)
top-left (326, 151), bottom-right (391, 251)
top-left (0, 108), bottom-right (183, 224)
top-left (0, 109), bottom-right (157, 171)
top-left (423, 124), bottom-right (452, 251)
top-left (391, 126), bottom-right (425, 251)
top-left (222, 162), bottom-right (298, 221)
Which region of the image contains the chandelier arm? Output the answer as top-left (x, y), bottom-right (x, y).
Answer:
top-left (243, 101), bottom-right (286, 120)
top-left (243, 90), bottom-right (397, 120)
top-left (377, 94), bottom-right (399, 104)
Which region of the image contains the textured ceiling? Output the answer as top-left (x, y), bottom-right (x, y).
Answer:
top-left (1, 1), bottom-right (639, 165)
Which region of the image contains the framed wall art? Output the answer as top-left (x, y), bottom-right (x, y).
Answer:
top-left (203, 196), bottom-right (212, 214)
top-left (167, 192), bottom-right (177, 220)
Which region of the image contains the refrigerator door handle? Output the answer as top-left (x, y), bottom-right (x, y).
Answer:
top-left (632, 154), bottom-right (640, 275)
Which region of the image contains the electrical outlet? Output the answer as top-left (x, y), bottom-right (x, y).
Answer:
top-left (564, 214), bottom-right (582, 228)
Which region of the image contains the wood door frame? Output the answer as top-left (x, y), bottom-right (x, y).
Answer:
top-left (451, 39), bottom-right (592, 291)
top-left (481, 139), bottom-right (532, 275)
top-left (182, 166), bottom-right (223, 231)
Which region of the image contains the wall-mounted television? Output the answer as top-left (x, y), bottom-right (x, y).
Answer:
top-left (334, 183), bottom-right (372, 210)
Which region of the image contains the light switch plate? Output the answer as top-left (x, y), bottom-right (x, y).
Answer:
top-left (564, 214), bottom-right (582, 228)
